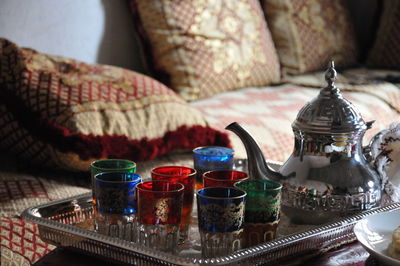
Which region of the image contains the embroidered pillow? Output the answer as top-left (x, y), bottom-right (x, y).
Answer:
top-left (261, 0), bottom-right (359, 75)
top-left (0, 39), bottom-right (230, 172)
top-left (130, 0), bottom-right (281, 102)
top-left (367, 0), bottom-right (400, 69)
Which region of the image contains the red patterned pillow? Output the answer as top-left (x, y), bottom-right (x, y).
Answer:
top-left (0, 39), bottom-right (230, 171)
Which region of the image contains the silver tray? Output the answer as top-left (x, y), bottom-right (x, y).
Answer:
top-left (21, 191), bottom-right (400, 265)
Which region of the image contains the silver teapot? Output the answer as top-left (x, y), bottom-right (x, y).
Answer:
top-left (226, 62), bottom-right (382, 224)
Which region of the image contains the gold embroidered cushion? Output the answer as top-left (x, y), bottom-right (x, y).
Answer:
top-left (0, 39), bottom-right (230, 172)
top-left (130, 0), bottom-right (281, 102)
top-left (367, 0), bottom-right (400, 69)
top-left (261, 0), bottom-right (358, 75)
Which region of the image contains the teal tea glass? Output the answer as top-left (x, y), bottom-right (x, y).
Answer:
top-left (196, 187), bottom-right (246, 258)
top-left (234, 179), bottom-right (282, 247)
top-left (90, 159), bottom-right (136, 204)
top-left (94, 172), bottom-right (141, 241)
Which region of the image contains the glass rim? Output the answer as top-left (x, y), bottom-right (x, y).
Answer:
top-left (90, 159), bottom-right (136, 171)
top-left (234, 179), bottom-right (282, 192)
top-left (151, 166), bottom-right (197, 178)
top-left (203, 170), bottom-right (248, 182)
top-left (197, 186), bottom-right (247, 200)
top-left (192, 146), bottom-right (234, 156)
top-left (94, 172), bottom-right (141, 183)
top-left (136, 180), bottom-right (185, 193)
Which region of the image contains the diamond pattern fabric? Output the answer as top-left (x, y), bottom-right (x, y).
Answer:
top-left (0, 38), bottom-right (229, 172)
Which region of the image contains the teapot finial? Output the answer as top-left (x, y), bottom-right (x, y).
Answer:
top-left (325, 61), bottom-right (337, 89)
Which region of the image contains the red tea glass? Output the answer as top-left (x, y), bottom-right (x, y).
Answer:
top-left (136, 180), bottom-right (184, 253)
top-left (151, 166), bottom-right (196, 242)
top-left (203, 170), bottom-right (249, 188)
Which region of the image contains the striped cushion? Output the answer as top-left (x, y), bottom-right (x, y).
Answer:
top-left (0, 38), bottom-right (230, 172)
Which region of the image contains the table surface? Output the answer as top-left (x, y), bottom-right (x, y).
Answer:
top-left (33, 241), bottom-right (380, 266)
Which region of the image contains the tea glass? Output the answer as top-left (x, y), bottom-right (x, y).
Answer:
top-left (234, 179), bottom-right (282, 247)
top-left (151, 166), bottom-right (196, 242)
top-left (197, 187), bottom-right (246, 257)
top-left (90, 159), bottom-right (136, 204)
top-left (193, 146), bottom-right (234, 189)
top-left (94, 172), bottom-right (141, 241)
top-left (136, 180), bottom-right (184, 253)
top-left (203, 170), bottom-right (248, 188)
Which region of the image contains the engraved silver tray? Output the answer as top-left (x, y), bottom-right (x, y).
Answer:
top-left (21, 192), bottom-right (400, 265)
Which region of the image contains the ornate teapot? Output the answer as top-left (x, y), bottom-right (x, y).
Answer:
top-left (226, 62), bottom-right (382, 224)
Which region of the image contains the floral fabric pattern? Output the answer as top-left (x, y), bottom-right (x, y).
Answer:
top-left (261, 0), bottom-right (358, 75)
top-left (131, 0), bottom-right (280, 101)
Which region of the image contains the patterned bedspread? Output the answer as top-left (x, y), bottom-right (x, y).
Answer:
top-left (1, 70), bottom-right (399, 265)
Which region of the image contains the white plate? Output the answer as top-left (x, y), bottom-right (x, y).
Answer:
top-left (354, 210), bottom-right (400, 266)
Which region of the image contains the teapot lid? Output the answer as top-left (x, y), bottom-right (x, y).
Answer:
top-left (292, 61), bottom-right (367, 134)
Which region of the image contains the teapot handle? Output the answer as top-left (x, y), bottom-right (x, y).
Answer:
top-left (363, 120), bottom-right (376, 163)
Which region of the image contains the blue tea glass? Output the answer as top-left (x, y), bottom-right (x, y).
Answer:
top-left (90, 159), bottom-right (136, 205)
top-left (193, 146), bottom-right (234, 188)
top-left (196, 187), bottom-right (246, 257)
top-left (94, 172), bottom-right (141, 215)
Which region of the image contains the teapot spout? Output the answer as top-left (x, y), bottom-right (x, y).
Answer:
top-left (226, 122), bottom-right (284, 181)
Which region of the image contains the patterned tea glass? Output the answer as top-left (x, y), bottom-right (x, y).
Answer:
top-left (234, 179), bottom-right (282, 247)
top-left (196, 187), bottom-right (246, 258)
top-left (136, 180), bottom-right (184, 253)
top-left (90, 159), bottom-right (136, 204)
top-left (203, 170), bottom-right (248, 188)
top-left (193, 146), bottom-right (234, 189)
top-left (94, 172), bottom-right (141, 241)
top-left (151, 166), bottom-right (196, 242)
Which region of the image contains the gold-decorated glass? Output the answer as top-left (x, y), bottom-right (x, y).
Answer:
top-left (234, 179), bottom-right (282, 247)
top-left (196, 187), bottom-right (246, 257)
top-left (90, 159), bottom-right (136, 204)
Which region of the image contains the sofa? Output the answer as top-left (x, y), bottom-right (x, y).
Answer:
top-left (1, 0), bottom-right (399, 265)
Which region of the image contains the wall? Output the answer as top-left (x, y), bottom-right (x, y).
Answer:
top-left (0, 0), bottom-right (145, 72)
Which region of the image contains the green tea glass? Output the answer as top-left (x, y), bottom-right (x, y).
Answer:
top-left (234, 179), bottom-right (282, 247)
top-left (90, 159), bottom-right (137, 204)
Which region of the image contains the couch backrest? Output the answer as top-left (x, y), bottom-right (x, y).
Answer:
top-left (0, 0), bottom-right (380, 72)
